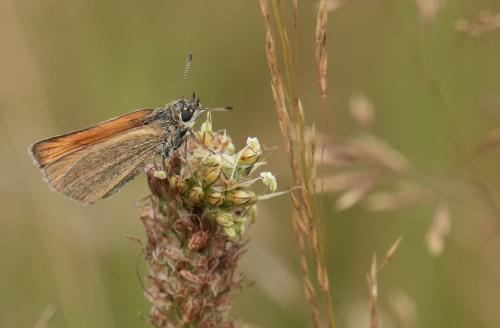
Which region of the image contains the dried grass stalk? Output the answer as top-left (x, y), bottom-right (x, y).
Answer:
top-left (367, 237), bottom-right (403, 328)
top-left (455, 10), bottom-right (500, 36)
top-left (425, 203), bottom-right (450, 256)
top-left (33, 305), bottom-right (56, 328)
top-left (387, 291), bottom-right (418, 328)
top-left (259, 0), bottom-right (335, 327)
top-left (416, 0), bottom-right (445, 24)
top-left (290, 193), bottom-right (322, 326)
top-left (316, 0), bottom-right (328, 117)
top-left (367, 255), bottom-right (378, 328)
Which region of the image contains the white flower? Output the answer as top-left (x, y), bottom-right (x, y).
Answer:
top-left (246, 137), bottom-right (261, 152)
top-left (260, 171), bottom-right (277, 192)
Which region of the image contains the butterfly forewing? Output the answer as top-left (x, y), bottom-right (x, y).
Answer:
top-left (41, 124), bottom-right (164, 204)
top-left (30, 108), bottom-right (154, 168)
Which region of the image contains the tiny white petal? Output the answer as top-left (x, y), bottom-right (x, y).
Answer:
top-left (246, 137), bottom-right (261, 152)
top-left (260, 171), bottom-right (278, 192)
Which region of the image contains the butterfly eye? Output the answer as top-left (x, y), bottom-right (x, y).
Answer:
top-left (181, 110), bottom-right (193, 122)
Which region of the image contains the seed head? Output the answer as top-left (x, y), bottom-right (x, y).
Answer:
top-left (141, 113), bottom-right (278, 327)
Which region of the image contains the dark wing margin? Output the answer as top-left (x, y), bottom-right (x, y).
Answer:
top-left (30, 108), bottom-right (154, 168)
top-left (41, 125), bottom-right (163, 204)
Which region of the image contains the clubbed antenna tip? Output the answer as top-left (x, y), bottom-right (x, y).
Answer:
top-left (209, 106), bottom-right (233, 112)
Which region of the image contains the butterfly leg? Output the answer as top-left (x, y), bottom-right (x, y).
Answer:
top-left (179, 132), bottom-right (194, 173)
top-left (160, 142), bottom-right (168, 171)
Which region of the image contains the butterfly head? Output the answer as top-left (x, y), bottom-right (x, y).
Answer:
top-left (173, 92), bottom-right (205, 128)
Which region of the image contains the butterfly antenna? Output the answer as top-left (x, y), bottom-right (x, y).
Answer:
top-left (180, 52), bottom-right (193, 99)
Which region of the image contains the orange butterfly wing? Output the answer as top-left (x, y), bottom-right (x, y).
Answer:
top-left (29, 108), bottom-right (153, 168)
top-left (42, 124), bottom-right (164, 204)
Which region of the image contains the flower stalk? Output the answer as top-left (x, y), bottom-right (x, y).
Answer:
top-left (139, 114), bottom-right (276, 327)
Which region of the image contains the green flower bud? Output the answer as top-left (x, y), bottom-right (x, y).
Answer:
top-left (246, 137), bottom-right (261, 152)
top-left (175, 179), bottom-right (188, 194)
top-left (202, 166), bottom-right (221, 186)
top-left (220, 135), bottom-right (235, 154)
top-left (198, 120), bottom-right (215, 150)
top-left (202, 131), bottom-right (215, 150)
top-left (169, 175), bottom-right (188, 193)
top-left (206, 190), bottom-right (225, 207)
top-left (202, 154), bottom-right (221, 167)
top-left (238, 147), bottom-right (260, 166)
top-left (238, 138), bottom-right (262, 166)
top-left (214, 211), bottom-right (235, 227)
top-left (188, 186), bottom-right (204, 205)
top-left (226, 189), bottom-right (257, 206)
top-left (169, 175), bottom-right (179, 190)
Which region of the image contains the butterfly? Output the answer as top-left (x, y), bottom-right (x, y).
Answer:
top-left (29, 54), bottom-right (229, 204)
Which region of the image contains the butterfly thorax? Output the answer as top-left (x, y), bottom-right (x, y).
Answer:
top-left (146, 97), bottom-right (205, 157)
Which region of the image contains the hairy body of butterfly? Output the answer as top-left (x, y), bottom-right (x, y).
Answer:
top-left (29, 97), bottom-right (205, 204)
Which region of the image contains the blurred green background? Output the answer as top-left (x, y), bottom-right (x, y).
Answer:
top-left (1, 0), bottom-right (500, 327)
